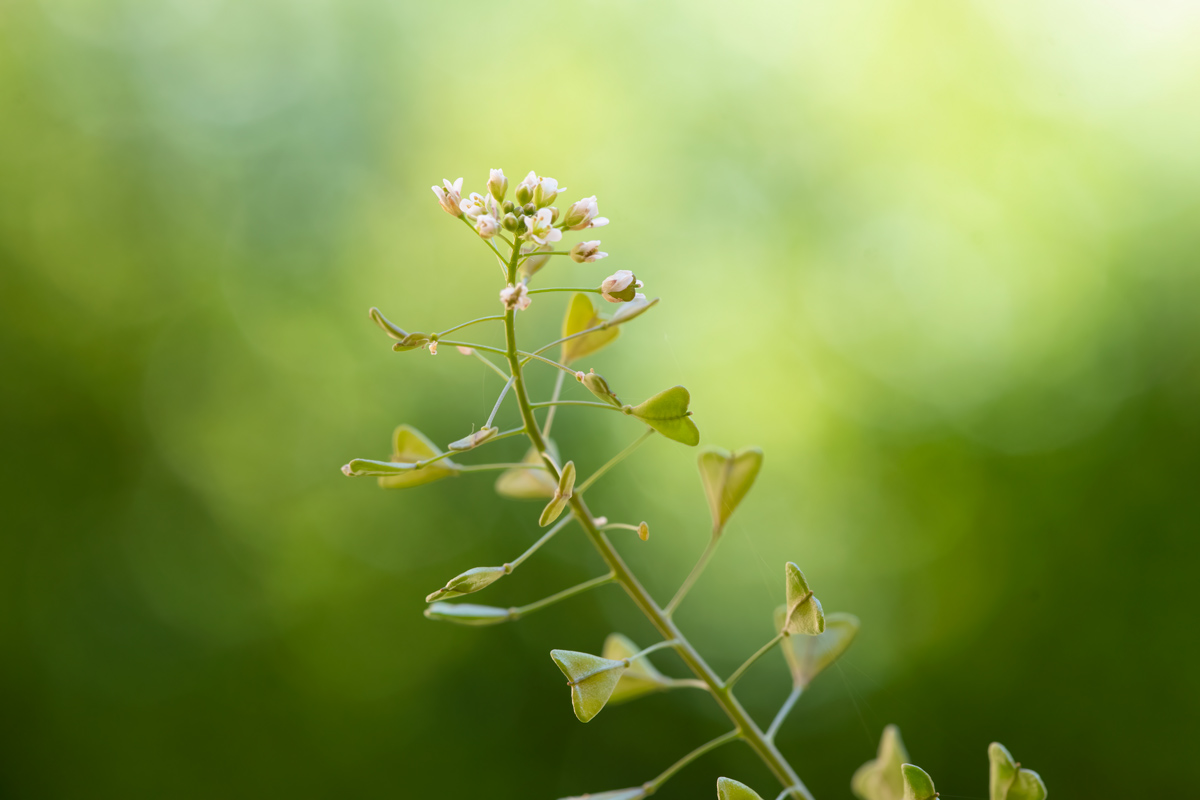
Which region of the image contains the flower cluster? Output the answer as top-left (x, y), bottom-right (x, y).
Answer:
top-left (433, 169), bottom-right (639, 314)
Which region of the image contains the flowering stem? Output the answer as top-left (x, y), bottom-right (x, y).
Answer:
top-left (575, 428), bottom-right (656, 494)
top-left (765, 687), bottom-right (803, 742)
top-left (509, 515), bottom-right (576, 570)
top-left (526, 286), bottom-right (601, 295)
top-left (725, 632), bottom-right (786, 690)
top-left (642, 729), bottom-right (742, 795)
top-left (499, 237), bottom-right (814, 800)
top-left (511, 572), bottom-right (615, 619)
top-left (664, 535), bottom-right (720, 617)
top-left (437, 314), bottom-right (506, 338)
top-left (541, 370), bottom-right (567, 438)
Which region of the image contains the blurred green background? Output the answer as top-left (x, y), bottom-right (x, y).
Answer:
top-left (3, 0), bottom-right (1198, 797)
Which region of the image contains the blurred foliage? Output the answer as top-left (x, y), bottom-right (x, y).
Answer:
top-left (2, 0), bottom-right (1199, 798)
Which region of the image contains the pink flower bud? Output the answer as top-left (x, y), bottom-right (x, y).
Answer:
top-left (570, 240), bottom-right (608, 263)
top-left (431, 178), bottom-right (464, 216)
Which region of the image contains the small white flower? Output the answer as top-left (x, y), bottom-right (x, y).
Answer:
top-left (564, 196), bottom-right (608, 230)
top-left (488, 168), bottom-right (508, 201)
top-left (499, 283), bottom-right (531, 311)
top-left (600, 269), bottom-right (638, 302)
top-left (570, 240), bottom-right (607, 263)
top-left (459, 192), bottom-right (497, 219)
top-left (534, 176), bottom-right (564, 207)
top-left (475, 214), bottom-right (500, 239)
top-left (515, 170), bottom-right (539, 204)
top-left (524, 208), bottom-right (563, 246)
top-left (427, 340), bottom-right (439, 355)
top-left (432, 178), bottom-right (464, 216)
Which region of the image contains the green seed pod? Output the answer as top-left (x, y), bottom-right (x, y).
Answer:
top-left (392, 331), bottom-right (432, 352)
top-left (989, 743), bottom-right (1047, 800)
top-left (852, 725), bottom-right (910, 800)
top-left (717, 777), bottom-right (766, 800)
top-left (628, 386), bottom-right (699, 446)
top-left (901, 765), bottom-right (937, 800)
top-left (496, 442), bottom-right (560, 499)
top-left (423, 602), bottom-right (513, 626)
top-left (697, 446), bottom-right (763, 536)
top-left (550, 649), bottom-right (628, 723)
top-left (579, 369), bottom-right (622, 407)
top-left (776, 608), bottom-right (859, 688)
top-left (448, 426), bottom-right (499, 452)
top-left (602, 633), bottom-right (671, 705)
top-left (425, 565), bottom-right (509, 603)
top-left (782, 562), bottom-right (825, 635)
top-left (368, 306), bottom-right (408, 339)
top-left (538, 461), bottom-right (576, 527)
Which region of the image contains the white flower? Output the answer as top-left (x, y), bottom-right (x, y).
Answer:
top-left (524, 208), bottom-right (563, 246)
top-left (570, 240), bottom-right (607, 263)
top-left (432, 178), bottom-right (464, 216)
top-left (600, 269), bottom-right (639, 302)
top-left (459, 192), bottom-right (497, 219)
top-left (427, 340), bottom-right (439, 355)
top-left (475, 214), bottom-right (500, 239)
top-left (499, 283), bottom-right (531, 311)
top-left (515, 170), bottom-right (539, 204)
top-left (534, 176), bottom-right (564, 207)
top-left (488, 168), bottom-right (508, 201)
top-left (564, 196), bottom-right (608, 230)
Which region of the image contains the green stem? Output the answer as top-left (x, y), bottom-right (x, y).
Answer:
top-left (576, 428), bottom-right (656, 494)
top-left (629, 638), bottom-right (681, 661)
top-left (530, 400), bottom-right (625, 413)
top-left (664, 535), bottom-right (720, 617)
top-left (541, 370), bottom-right (567, 438)
top-left (526, 286), bottom-right (600, 295)
top-left (485, 377), bottom-right (515, 428)
top-left (437, 314), bottom-right (505, 338)
top-left (512, 573), bottom-right (615, 619)
top-left (459, 214), bottom-right (509, 271)
top-left (643, 729), bottom-right (742, 795)
top-left (440, 340), bottom-right (575, 375)
top-left (765, 686), bottom-right (803, 742)
top-left (457, 462), bottom-right (546, 472)
top-left (725, 632), bottom-right (786, 690)
top-left (499, 235), bottom-right (814, 800)
top-left (508, 515), bottom-right (575, 570)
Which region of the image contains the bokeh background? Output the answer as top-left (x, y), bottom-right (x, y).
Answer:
top-left (3, 0), bottom-right (1198, 797)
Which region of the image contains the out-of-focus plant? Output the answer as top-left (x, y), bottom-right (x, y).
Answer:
top-left (342, 170), bottom-right (1050, 800)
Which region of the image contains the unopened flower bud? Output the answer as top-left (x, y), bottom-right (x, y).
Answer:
top-left (431, 177), bottom-right (464, 216)
top-left (570, 240), bottom-right (608, 263)
top-left (502, 213), bottom-right (519, 231)
top-left (499, 283), bottom-right (531, 311)
top-left (475, 214), bottom-right (500, 239)
top-left (523, 202), bottom-right (536, 215)
top-left (488, 168), bottom-right (508, 201)
top-left (549, 206), bottom-right (560, 223)
top-left (534, 176), bottom-right (564, 208)
top-left (515, 171), bottom-right (538, 205)
top-left (563, 195), bottom-right (609, 230)
top-left (600, 269), bottom-right (638, 302)
top-left (502, 200), bottom-right (515, 214)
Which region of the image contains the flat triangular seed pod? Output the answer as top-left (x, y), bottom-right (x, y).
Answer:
top-left (559, 789), bottom-right (646, 800)
top-left (717, 777), bottom-right (766, 800)
top-left (539, 461), bottom-right (576, 527)
top-left (989, 743), bottom-right (1047, 800)
top-left (851, 725), bottom-right (910, 800)
top-left (495, 442), bottom-right (559, 499)
top-left (782, 563), bottom-right (825, 635)
top-left (423, 602), bottom-right (513, 626)
top-left (776, 609), bottom-right (860, 688)
top-left (425, 566), bottom-right (508, 602)
top-left (562, 293), bottom-right (620, 364)
top-left (342, 425), bottom-right (460, 489)
top-left (550, 649), bottom-right (627, 723)
top-left (629, 386), bottom-right (700, 446)
top-left (697, 446), bottom-right (763, 535)
top-left (368, 306), bottom-right (408, 339)
top-left (901, 765), bottom-right (937, 800)
top-left (602, 633), bottom-right (670, 704)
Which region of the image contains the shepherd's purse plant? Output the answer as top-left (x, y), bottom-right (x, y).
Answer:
top-left (341, 169), bottom-right (1050, 800)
